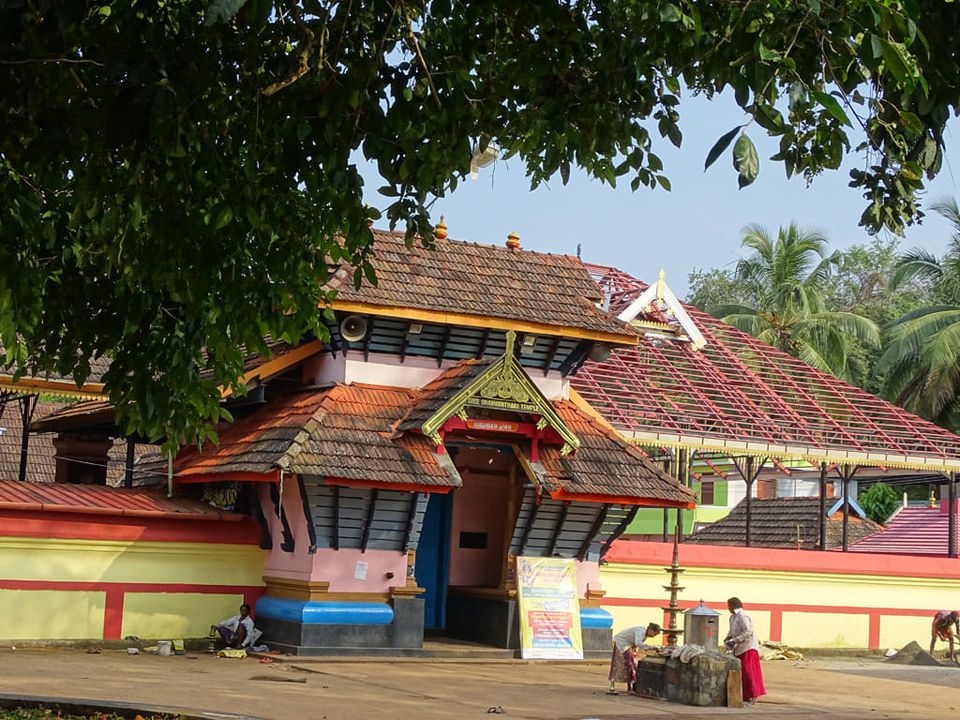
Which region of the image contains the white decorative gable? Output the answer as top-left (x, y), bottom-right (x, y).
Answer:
top-left (615, 270), bottom-right (707, 351)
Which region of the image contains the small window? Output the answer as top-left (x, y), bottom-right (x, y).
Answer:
top-left (459, 531), bottom-right (488, 549)
top-left (700, 480), bottom-right (715, 506)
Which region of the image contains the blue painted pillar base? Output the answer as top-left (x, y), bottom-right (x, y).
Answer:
top-left (254, 595), bottom-right (424, 655)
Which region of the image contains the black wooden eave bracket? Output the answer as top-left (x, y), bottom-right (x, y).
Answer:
top-left (400, 321), bottom-right (412, 363)
top-left (296, 476), bottom-right (318, 554)
top-left (331, 484), bottom-right (341, 551)
top-left (546, 501), bottom-right (570, 557)
top-left (558, 340), bottom-right (594, 376)
top-left (363, 317), bottom-right (375, 362)
top-left (577, 503), bottom-right (611, 561)
top-left (477, 327), bottom-right (491, 359)
top-left (402, 492), bottom-right (421, 550)
top-left (600, 505), bottom-right (639, 558)
top-left (250, 487), bottom-right (273, 551)
top-left (360, 488), bottom-right (379, 553)
top-left (517, 493), bottom-right (540, 556)
top-left (543, 336), bottom-right (561, 377)
top-left (437, 326), bottom-right (452, 368)
top-left (269, 483), bottom-right (296, 553)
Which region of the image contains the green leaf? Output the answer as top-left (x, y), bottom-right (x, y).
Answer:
top-left (245, 206), bottom-right (260, 228)
top-left (807, 0), bottom-right (821, 15)
top-left (215, 206), bottom-right (233, 229)
top-left (130, 197), bottom-right (142, 228)
top-left (656, 175), bottom-right (672, 191)
top-left (758, 42), bottom-right (782, 61)
top-left (810, 89), bottom-right (852, 127)
top-left (878, 38), bottom-right (914, 84)
top-left (900, 111), bottom-right (923, 136)
top-left (733, 133), bottom-right (759, 189)
top-left (97, 6), bottom-right (112, 17)
top-left (659, 3), bottom-right (682, 22)
top-left (704, 126), bottom-right (742, 171)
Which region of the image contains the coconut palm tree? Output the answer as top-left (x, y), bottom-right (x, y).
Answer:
top-left (878, 199), bottom-right (960, 426)
top-left (711, 223), bottom-right (880, 381)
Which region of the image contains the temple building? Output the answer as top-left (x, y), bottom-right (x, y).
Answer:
top-left (25, 228), bottom-right (694, 654)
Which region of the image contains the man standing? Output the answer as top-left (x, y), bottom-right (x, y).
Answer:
top-left (607, 622), bottom-right (662, 694)
top-left (930, 610), bottom-right (960, 660)
top-left (211, 603), bottom-right (258, 649)
top-left (724, 597), bottom-right (766, 705)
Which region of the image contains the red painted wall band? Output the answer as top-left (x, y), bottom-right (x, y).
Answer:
top-left (103, 588), bottom-right (124, 641)
top-left (768, 609), bottom-right (783, 642)
top-left (868, 613), bottom-right (882, 649)
top-left (0, 511), bottom-right (262, 545)
top-left (605, 540), bottom-right (960, 581)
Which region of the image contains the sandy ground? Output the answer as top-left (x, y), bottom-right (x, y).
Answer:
top-left (0, 649), bottom-right (957, 720)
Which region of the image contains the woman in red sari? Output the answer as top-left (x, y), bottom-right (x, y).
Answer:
top-left (724, 597), bottom-right (766, 705)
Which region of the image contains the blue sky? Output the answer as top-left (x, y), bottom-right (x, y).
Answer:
top-left (360, 92), bottom-right (960, 297)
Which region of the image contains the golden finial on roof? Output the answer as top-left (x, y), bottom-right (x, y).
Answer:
top-left (506, 231), bottom-right (521, 251)
top-left (434, 216), bottom-right (448, 240)
top-left (656, 268), bottom-right (666, 300)
top-left (504, 329), bottom-right (516, 358)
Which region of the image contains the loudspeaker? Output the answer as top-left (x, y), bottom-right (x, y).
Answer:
top-left (340, 315), bottom-right (368, 343)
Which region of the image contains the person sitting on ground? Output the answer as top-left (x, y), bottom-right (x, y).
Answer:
top-left (930, 610), bottom-right (960, 660)
top-left (211, 603), bottom-right (258, 649)
top-left (608, 623), bottom-right (662, 694)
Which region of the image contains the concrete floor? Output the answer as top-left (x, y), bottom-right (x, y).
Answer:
top-left (0, 649), bottom-right (957, 719)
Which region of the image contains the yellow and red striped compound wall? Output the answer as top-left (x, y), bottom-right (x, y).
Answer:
top-left (0, 511), bottom-right (266, 640)
top-left (600, 542), bottom-right (960, 649)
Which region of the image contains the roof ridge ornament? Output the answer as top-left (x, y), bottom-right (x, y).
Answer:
top-left (616, 270), bottom-right (707, 351)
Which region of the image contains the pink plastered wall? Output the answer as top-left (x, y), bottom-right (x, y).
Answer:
top-left (258, 481), bottom-right (312, 581)
top-left (307, 548), bottom-right (407, 592)
top-left (449, 470), bottom-right (510, 588)
top-left (258, 481), bottom-right (406, 593)
top-left (576, 559), bottom-right (602, 598)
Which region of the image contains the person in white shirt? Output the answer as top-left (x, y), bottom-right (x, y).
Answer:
top-left (608, 623), bottom-right (662, 693)
top-left (211, 603), bottom-right (257, 648)
top-left (724, 597), bottom-right (766, 705)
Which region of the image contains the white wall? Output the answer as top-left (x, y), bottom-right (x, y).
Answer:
top-left (303, 350), bottom-right (569, 398)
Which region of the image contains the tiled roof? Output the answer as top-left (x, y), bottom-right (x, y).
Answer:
top-left (177, 385), bottom-right (462, 487)
top-left (685, 497), bottom-right (882, 550)
top-left (575, 264), bottom-right (960, 472)
top-left (533, 401), bottom-right (695, 505)
top-left (174, 376), bottom-right (692, 505)
top-left (847, 505), bottom-right (959, 555)
top-left (327, 230), bottom-right (633, 339)
top-left (30, 400), bottom-right (114, 433)
top-left (0, 399), bottom-right (59, 482)
top-left (396, 359), bottom-right (492, 432)
top-left (23, 356), bottom-right (112, 384)
top-left (0, 478), bottom-right (239, 520)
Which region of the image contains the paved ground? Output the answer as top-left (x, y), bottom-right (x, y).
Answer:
top-left (0, 649), bottom-right (957, 719)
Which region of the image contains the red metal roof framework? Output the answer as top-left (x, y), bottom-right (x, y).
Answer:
top-left (575, 264), bottom-right (960, 472)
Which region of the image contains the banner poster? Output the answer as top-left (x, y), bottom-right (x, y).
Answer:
top-left (515, 556), bottom-right (584, 660)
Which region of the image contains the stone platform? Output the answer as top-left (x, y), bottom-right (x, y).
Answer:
top-left (634, 652), bottom-right (742, 707)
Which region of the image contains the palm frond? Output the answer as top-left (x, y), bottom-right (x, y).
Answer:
top-left (890, 247), bottom-right (943, 290)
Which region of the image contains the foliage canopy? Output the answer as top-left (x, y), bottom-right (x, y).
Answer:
top-left (3, 0), bottom-right (958, 445)
top-left (858, 481), bottom-right (899, 524)
top-left (710, 224), bottom-right (880, 382)
top-left (879, 199), bottom-right (960, 428)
